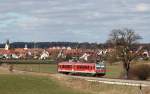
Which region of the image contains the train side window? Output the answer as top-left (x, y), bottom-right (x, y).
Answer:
top-left (90, 66), bottom-right (91, 69)
top-left (80, 66), bottom-right (83, 69)
top-left (78, 66), bottom-right (80, 69)
top-left (82, 66), bottom-right (84, 69)
top-left (69, 65), bottom-right (72, 68)
top-left (66, 65), bottom-right (68, 68)
top-left (80, 66), bottom-right (82, 69)
top-left (79, 66), bottom-right (81, 69)
top-left (85, 66), bottom-right (87, 69)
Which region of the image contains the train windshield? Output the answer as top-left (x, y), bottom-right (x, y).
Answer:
top-left (96, 61), bottom-right (105, 69)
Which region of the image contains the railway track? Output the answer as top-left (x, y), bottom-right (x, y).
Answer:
top-left (57, 74), bottom-right (150, 87)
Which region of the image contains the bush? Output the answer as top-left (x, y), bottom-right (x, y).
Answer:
top-left (129, 64), bottom-right (150, 80)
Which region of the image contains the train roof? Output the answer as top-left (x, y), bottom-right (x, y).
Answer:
top-left (58, 61), bottom-right (96, 66)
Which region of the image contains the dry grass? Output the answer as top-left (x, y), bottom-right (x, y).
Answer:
top-left (0, 67), bottom-right (10, 74)
top-left (54, 76), bottom-right (150, 94)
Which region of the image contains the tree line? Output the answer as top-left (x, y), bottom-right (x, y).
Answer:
top-left (0, 41), bottom-right (149, 50)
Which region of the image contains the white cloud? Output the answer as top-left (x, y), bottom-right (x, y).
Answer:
top-left (0, 12), bottom-right (49, 32)
top-left (0, 0), bottom-right (150, 43)
top-left (17, 17), bottom-right (48, 29)
top-left (135, 3), bottom-right (150, 12)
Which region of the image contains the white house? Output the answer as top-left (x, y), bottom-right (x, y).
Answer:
top-left (40, 50), bottom-right (49, 60)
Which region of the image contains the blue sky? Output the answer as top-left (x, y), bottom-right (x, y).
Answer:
top-left (0, 0), bottom-right (150, 43)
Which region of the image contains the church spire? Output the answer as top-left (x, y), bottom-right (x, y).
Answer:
top-left (24, 44), bottom-right (28, 50)
top-left (5, 39), bottom-right (10, 50)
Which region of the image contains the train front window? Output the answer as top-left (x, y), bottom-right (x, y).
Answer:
top-left (96, 64), bottom-right (101, 69)
top-left (96, 63), bottom-right (105, 69)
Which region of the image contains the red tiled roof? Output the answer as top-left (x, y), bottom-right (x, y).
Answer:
top-left (0, 50), bottom-right (16, 55)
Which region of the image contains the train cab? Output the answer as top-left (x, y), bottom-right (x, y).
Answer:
top-left (95, 61), bottom-right (106, 75)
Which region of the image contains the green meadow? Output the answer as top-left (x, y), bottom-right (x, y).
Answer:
top-left (0, 74), bottom-right (88, 94)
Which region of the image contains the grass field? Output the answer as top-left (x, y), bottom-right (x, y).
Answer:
top-left (0, 74), bottom-right (89, 94)
top-left (0, 60), bottom-right (55, 64)
top-left (0, 74), bottom-right (149, 94)
top-left (13, 64), bottom-right (57, 73)
top-left (12, 63), bottom-right (123, 78)
top-left (0, 65), bottom-right (149, 94)
top-left (6, 60), bottom-right (150, 79)
top-left (0, 74), bottom-right (150, 94)
top-left (104, 63), bottom-right (123, 78)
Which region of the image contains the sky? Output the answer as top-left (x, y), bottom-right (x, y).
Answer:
top-left (0, 0), bottom-right (150, 43)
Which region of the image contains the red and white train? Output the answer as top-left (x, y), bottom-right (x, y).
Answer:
top-left (58, 61), bottom-right (106, 77)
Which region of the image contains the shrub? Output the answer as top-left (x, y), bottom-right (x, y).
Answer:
top-left (129, 64), bottom-right (150, 80)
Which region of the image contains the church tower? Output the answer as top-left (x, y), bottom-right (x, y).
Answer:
top-left (24, 44), bottom-right (28, 50)
top-left (5, 40), bottom-right (10, 50)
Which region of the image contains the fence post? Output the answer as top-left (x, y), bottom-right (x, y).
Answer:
top-left (139, 84), bottom-right (143, 94)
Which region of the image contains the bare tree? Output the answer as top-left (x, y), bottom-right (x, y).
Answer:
top-left (107, 28), bottom-right (142, 79)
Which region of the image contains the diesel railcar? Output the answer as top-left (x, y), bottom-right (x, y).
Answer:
top-left (58, 61), bottom-right (106, 76)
